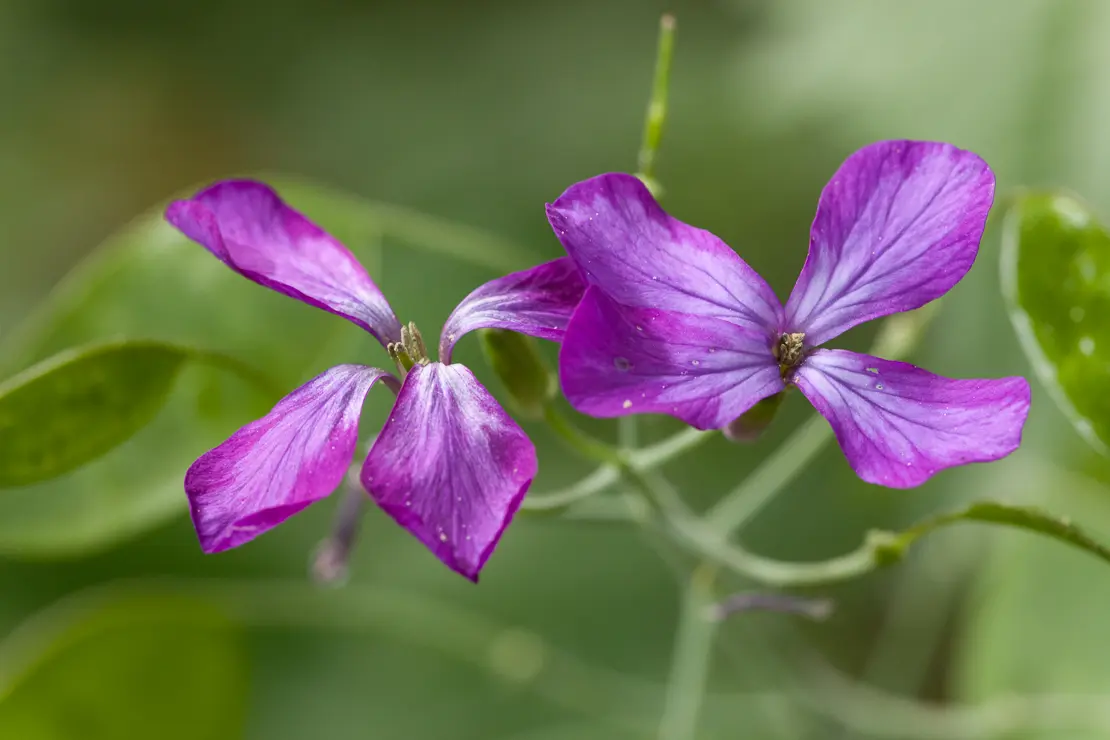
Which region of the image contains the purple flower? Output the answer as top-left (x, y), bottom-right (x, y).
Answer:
top-left (548, 140), bottom-right (1031, 488)
top-left (166, 181), bottom-right (585, 580)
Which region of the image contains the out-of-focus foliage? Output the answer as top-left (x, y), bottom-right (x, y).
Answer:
top-left (0, 591), bottom-right (248, 739)
top-left (0, 341), bottom-right (187, 488)
top-left (4, 0), bottom-right (1110, 737)
top-left (1002, 192), bottom-right (1110, 453)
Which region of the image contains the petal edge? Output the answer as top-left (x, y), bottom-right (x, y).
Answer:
top-left (793, 349), bottom-right (1030, 488)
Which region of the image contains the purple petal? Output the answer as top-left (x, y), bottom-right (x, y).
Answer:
top-left (792, 349), bottom-right (1030, 488)
top-left (784, 141), bottom-right (995, 346)
top-left (166, 180), bottom-right (402, 346)
top-left (559, 287), bottom-right (784, 430)
top-left (439, 257), bottom-right (587, 363)
top-left (185, 364), bottom-right (391, 553)
top-left (546, 173), bottom-right (783, 335)
top-left (361, 362), bottom-right (536, 581)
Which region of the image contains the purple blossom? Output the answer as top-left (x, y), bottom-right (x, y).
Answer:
top-left (166, 181), bottom-right (585, 580)
top-left (548, 140), bottom-right (1031, 488)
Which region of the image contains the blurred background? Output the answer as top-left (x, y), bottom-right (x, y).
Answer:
top-left (2, 0), bottom-right (1110, 737)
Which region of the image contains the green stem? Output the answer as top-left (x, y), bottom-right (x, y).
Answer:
top-left (522, 427), bottom-right (710, 512)
top-left (542, 405), bottom-right (625, 467)
top-left (702, 415), bottom-right (830, 534)
top-left (636, 14), bottom-right (676, 184)
top-left (657, 564), bottom-right (718, 740)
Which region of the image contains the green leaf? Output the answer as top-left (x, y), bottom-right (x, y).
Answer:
top-left (873, 500), bottom-right (1110, 567)
top-left (0, 341), bottom-right (188, 488)
top-left (1001, 192), bottom-right (1110, 453)
top-left (0, 590), bottom-right (248, 740)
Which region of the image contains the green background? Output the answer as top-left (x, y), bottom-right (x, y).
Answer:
top-left (3, 0), bottom-right (1110, 737)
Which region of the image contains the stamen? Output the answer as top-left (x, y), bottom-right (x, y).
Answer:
top-left (775, 332), bottom-right (806, 369)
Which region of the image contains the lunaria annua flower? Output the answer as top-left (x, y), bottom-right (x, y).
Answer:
top-left (166, 181), bottom-right (585, 580)
top-left (548, 140), bottom-right (1031, 488)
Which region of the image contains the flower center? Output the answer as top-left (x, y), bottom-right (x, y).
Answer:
top-left (772, 332), bottom-right (806, 373)
top-left (387, 321), bottom-right (430, 374)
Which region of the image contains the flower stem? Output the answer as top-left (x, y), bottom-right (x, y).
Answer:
top-left (522, 427), bottom-right (710, 512)
top-left (702, 415), bottom-right (830, 535)
top-left (636, 13), bottom-right (677, 186)
top-left (542, 405), bottom-right (625, 467)
top-left (657, 563), bottom-right (717, 740)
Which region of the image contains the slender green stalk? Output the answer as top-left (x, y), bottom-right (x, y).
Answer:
top-left (657, 564), bottom-right (718, 740)
top-left (522, 427), bottom-right (710, 512)
top-left (542, 405), bottom-right (625, 466)
top-left (703, 416), bottom-right (830, 535)
top-left (636, 14), bottom-right (677, 184)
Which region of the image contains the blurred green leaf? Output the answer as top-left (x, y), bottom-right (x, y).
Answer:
top-left (0, 591), bottom-right (248, 740)
top-left (0, 341), bottom-right (187, 488)
top-left (1001, 192), bottom-right (1110, 453)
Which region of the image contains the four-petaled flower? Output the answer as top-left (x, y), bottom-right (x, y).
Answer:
top-left (548, 140), bottom-right (1031, 487)
top-left (166, 181), bottom-right (585, 580)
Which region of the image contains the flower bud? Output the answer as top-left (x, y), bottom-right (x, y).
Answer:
top-left (478, 329), bottom-right (555, 419)
top-left (723, 392), bottom-right (784, 443)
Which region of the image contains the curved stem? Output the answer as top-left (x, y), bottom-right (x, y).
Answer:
top-left (542, 406), bottom-right (625, 466)
top-left (520, 465), bottom-right (620, 512)
top-left (522, 427), bottom-right (710, 513)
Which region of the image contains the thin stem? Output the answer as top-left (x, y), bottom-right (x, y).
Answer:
top-left (703, 415), bottom-right (830, 535)
top-left (657, 563), bottom-right (717, 740)
top-left (521, 427), bottom-right (710, 513)
top-left (637, 14), bottom-right (677, 183)
top-left (542, 405), bottom-right (624, 467)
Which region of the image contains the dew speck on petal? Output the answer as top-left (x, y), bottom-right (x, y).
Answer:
top-left (622, 399), bottom-right (632, 409)
top-left (614, 356), bottom-right (631, 371)
top-left (875, 383), bottom-right (884, 390)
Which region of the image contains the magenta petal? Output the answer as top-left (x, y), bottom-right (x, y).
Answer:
top-left (546, 173), bottom-right (783, 335)
top-left (439, 257), bottom-right (586, 362)
top-left (361, 363), bottom-right (536, 581)
top-left (785, 141), bottom-right (995, 346)
top-left (166, 180), bottom-right (402, 346)
top-left (185, 364), bottom-right (390, 553)
top-left (792, 349), bottom-right (1030, 488)
top-left (559, 287), bottom-right (784, 430)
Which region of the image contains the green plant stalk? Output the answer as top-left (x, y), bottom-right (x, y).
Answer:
top-left (657, 564), bottom-right (718, 740)
top-left (636, 14), bottom-right (676, 184)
